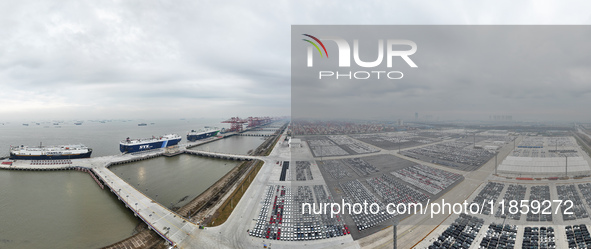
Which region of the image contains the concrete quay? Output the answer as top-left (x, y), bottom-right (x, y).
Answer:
top-left (0, 130), bottom-right (510, 249)
top-left (94, 163), bottom-right (198, 247)
top-left (0, 136), bottom-right (236, 247)
top-left (178, 129), bottom-right (359, 249)
top-left (0, 125), bottom-right (283, 248)
top-left (0, 147), bottom-right (202, 247)
top-left (183, 150), bottom-right (259, 161)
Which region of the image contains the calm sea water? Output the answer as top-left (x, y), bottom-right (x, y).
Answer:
top-left (0, 119), bottom-right (271, 248)
top-left (0, 170), bottom-right (138, 249)
top-left (192, 134), bottom-right (270, 155)
top-left (0, 119), bottom-right (223, 158)
top-left (109, 155), bottom-right (240, 210)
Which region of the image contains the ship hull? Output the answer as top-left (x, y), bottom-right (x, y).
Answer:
top-left (119, 138), bottom-right (181, 153)
top-left (187, 130), bottom-right (219, 142)
top-left (9, 150), bottom-right (92, 160)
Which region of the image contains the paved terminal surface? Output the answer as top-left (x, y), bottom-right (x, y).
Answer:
top-left (0, 135), bottom-right (260, 248)
top-left (198, 131), bottom-right (491, 249)
top-left (94, 164), bottom-right (198, 246)
top-left (413, 177), bottom-right (591, 249)
top-left (180, 130), bottom-right (493, 248)
top-left (411, 135), bottom-right (591, 249)
top-left (0, 132), bottom-right (514, 248)
top-left (184, 149), bottom-right (259, 161)
top-left (179, 130), bottom-right (359, 248)
top-left (352, 136), bottom-right (522, 249)
top-left (5, 130), bottom-right (591, 248)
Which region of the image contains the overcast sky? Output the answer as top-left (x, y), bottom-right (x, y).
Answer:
top-left (2, 1), bottom-right (591, 122)
top-left (292, 25), bottom-right (591, 122)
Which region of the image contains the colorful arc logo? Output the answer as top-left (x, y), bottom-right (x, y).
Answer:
top-left (302, 34), bottom-right (328, 58)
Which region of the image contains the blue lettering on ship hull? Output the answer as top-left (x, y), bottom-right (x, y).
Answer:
top-left (119, 138), bottom-right (181, 153)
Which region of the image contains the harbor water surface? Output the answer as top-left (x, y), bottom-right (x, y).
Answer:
top-left (0, 119), bottom-right (271, 248)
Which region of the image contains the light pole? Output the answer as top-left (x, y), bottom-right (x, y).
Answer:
top-left (495, 152), bottom-right (498, 175)
top-left (565, 155), bottom-right (568, 177)
top-left (393, 219), bottom-right (398, 249)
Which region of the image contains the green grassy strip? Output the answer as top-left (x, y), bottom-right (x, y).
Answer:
top-left (209, 160), bottom-right (264, 226)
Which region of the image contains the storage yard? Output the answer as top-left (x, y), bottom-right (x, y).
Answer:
top-left (480, 223), bottom-right (519, 249)
top-left (495, 184), bottom-right (527, 220)
top-left (248, 184), bottom-right (350, 241)
top-left (411, 132), bottom-right (591, 249)
top-left (418, 178), bottom-right (591, 249)
top-left (521, 226), bottom-right (554, 249)
top-left (402, 141), bottom-right (496, 171)
top-left (305, 135), bottom-right (380, 157)
top-left (172, 125), bottom-right (591, 249)
top-left (349, 131), bottom-right (441, 151)
top-left (497, 136), bottom-right (591, 177)
top-left (316, 154), bottom-right (465, 239)
top-left (340, 180), bottom-right (394, 231)
top-left (278, 129), bottom-right (591, 249)
top-left (291, 121), bottom-right (395, 135)
top-left (566, 224), bottom-right (591, 248)
top-left (426, 214), bottom-right (484, 249)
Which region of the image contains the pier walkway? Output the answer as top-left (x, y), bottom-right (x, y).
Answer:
top-left (238, 133), bottom-right (274, 137)
top-left (93, 165), bottom-right (198, 247)
top-left (183, 150), bottom-right (260, 161)
top-left (0, 125), bottom-right (282, 248)
top-left (0, 149), bottom-right (200, 247)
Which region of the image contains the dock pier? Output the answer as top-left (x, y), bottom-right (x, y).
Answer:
top-left (93, 164), bottom-right (196, 247)
top-left (183, 150), bottom-right (257, 161)
top-left (74, 166), bottom-right (104, 189)
top-left (0, 121), bottom-right (287, 248)
top-left (238, 133), bottom-right (273, 137)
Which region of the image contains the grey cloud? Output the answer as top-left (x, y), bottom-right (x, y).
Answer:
top-left (292, 25), bottom-right (591, 121)
top-left (3, 1), bottom-right (591, 121)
